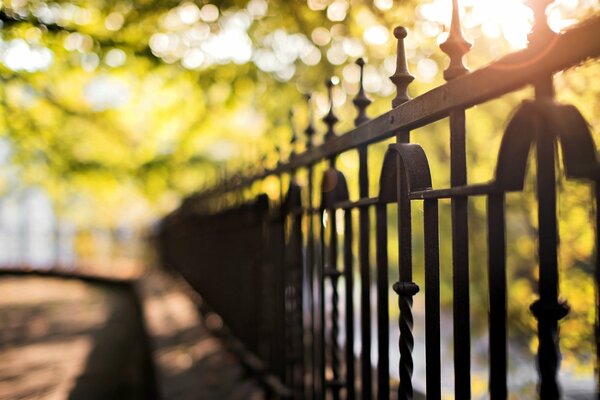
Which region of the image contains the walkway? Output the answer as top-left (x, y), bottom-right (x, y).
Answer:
top-left (0, 269), bottom-right (263, 400)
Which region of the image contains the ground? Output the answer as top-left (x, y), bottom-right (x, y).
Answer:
top-left (0, 270), bottom-right (263, 400)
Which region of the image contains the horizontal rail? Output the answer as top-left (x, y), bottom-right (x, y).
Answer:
top-left (195, 16), bottom-right (600, 201)
top-left (334, 197), bottom-right (378, 210)
top-left (410, 183), bottom-right (494, 200)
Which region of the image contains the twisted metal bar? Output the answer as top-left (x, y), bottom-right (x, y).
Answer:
top-left (529, 5), bottom-right (568, 396)
top-left (393, 281), bottom-right (420, 400)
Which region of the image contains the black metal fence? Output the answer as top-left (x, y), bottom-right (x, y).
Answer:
top-left (158, 2), bottom-right (600, 399)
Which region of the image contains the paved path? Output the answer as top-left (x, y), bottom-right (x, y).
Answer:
top-left (0, 270), bottom-right (264, 400)
top-left (138, 269), bottom-right (263, 400)
top-left (0, 273), bottom-right (155, 400)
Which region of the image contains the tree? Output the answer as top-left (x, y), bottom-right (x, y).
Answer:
top-left (0, 0), bottom-right (598, 392)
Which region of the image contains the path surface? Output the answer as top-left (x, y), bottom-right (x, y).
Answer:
top-left (138, 269), bottom-right (264, 400)
top-left (0, 271), bottom-right (264, 400)
top-left (0, 273), bottom-right (154, 400)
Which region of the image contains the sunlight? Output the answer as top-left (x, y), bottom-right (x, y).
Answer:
top-left (0, 39), bottom-right (53, 72)
top-left (421, 0), bottom-right (581, 49)
top-left (464, 0), bottom-right (533, 48)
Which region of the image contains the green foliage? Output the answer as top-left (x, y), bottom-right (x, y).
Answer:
top-left (0, 0), bottom-right (599, 390)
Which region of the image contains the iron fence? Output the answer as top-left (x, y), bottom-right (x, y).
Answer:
top-left (158, 2), bottom-right (600, 399)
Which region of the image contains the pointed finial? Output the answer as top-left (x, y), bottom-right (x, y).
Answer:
top-left (323, 77), bottom-right (339, 141)
top-left (288, 109), bottom-right (298, 159)
top-left (275, 144), bottom-right (282, 167)
top-left (304, 93), bottom-right (316, 149)
top-left (353, 58), bottom-right (371, 126)
top-left (390, 26), bottom-right (414, 108)
top-left (439, 0), bottom-right (471, 81)
top-left (526, 0), bottom-right (555, 47)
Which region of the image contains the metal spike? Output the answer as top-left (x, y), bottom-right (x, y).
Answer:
top-left (323, 78), bottom-right (339, 141)
top-left (526, 0), bottom-right (555, 47)
top-left (304, 93), bottom-right (316, 149)
top-left (353, 58), bottom-right (371, 126)
top-left (390, 26), bottom-right (415, 108)
top-left (439, 0), bottom-right (471, 81)
top-left (275, 145), bottom-right (282, 166)
top-left (289, 109), bottom-right (298, 159)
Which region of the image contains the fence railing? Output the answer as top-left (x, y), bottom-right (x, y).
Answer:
top-left (158, 2), bottom-right (600, 399)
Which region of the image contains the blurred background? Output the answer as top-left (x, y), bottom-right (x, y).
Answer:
top-left (0, 0), bottom-right (598, 398)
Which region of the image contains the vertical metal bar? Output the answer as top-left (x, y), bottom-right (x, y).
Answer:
top-left (266, 201), bottom-right (287, 380)
top-left (376, 204), bottom-right (389, 399)
top-left (358, 145), bottom-right (372, 400)
top-left (346, 58), bottom-right (371, 400)
top-left (277, 212), bottom-right (288, 382)
top-left (353, 56), bottom-right (371, 400)
top-left (395, 135), bottom-right (419, 400)
top-left (304, 92), bottom-right (317, 400)
top-left (344, 209), bottom-right (356, 400)
top-left (294, 208), bottom-right (305, 399)
top-left (487, 193), bottom-right (507, 399)
top-left (285, 195), bottom-right (295, 388)
top-left (439, 0), bottom-right (472, 394)
top-left (533, 113), bottom-right (561, 399)
top-left (258, 209), bottom-right (268, 364)
top-left (595, 183), bottom-right (600, 397)
top-left (287, 181), bottom-right (305, 398)
top-left (424, 199), bottom-right (441, 399)
top-left (287, 125), bottom-right (300, 387)
top-left (449, 108), bottom-right (471, 399)
top-left (307, 164), bottom-right (317, 400)
top-left (321, 78), bottom-right (339, 400)
top-left (328, 205), bottom-right (342, 400)
top-left (319, 207), bottom-right (326, 400)
top-left (530, 77), bottom-right (568, 400)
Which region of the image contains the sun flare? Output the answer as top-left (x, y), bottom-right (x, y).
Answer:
top-left (421, 0), bottom-right (580, 49)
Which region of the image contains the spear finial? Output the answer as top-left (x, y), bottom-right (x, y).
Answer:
top-left (439, 0), bottom-right (471, 81)
top-left (288, 109), bottom-right (298, 159)
top-left (323, 77), bottom-right (339, 141)
top-left (274, 144), bottom-right (282, 167)
top-left (390, 26), bottom-right (414, 108)
top-left (304, 93), bottom-right (316, 149)
top-left (353, 58), bottom-right (371, 126)
top-left (526, 0), bottom-right (555, 47)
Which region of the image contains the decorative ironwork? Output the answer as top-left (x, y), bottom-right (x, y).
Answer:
top-left (323, 78), bottom-right (339, 142)
top-left (390, 26), bottom-right (414, 107)
top-left (305, 93), bottom-right (316, 149)
top-left (353, 58), bottom-right (371, 126)
top-left (440, 0), bottom-right (471, 81)
top-left (157, 6), bottom-right (600, 400)
top-left (288, 109), bottom-right (298, 160)
top-left (527, 0), bottom-right (556, 46)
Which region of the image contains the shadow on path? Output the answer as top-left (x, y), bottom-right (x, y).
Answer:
top-left (0, 273), bottom-right (156, 400)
